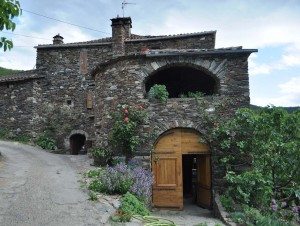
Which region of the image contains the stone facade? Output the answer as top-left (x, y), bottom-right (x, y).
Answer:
top-left (0, 17), bottom-right (257, 204)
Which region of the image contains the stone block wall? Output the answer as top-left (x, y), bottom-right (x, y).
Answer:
top-left (34, 45), bottom-right (114, 147)
top-left (0, 80), bottom-right (35, 134)
top-left (125, 33), bottom-right (216, 54)
top-left (93, 52), bottom-right (250, 148)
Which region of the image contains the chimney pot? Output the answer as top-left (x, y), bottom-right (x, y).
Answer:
top-left (53, 34), bottom-right (64, 45)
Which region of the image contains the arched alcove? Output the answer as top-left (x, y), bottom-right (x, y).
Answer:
top-left (145, 65), bottom-right (218, 98)
top-left (69, 134), bottom-right (86, 155)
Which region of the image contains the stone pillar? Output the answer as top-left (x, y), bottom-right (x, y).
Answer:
top-left (111, 17), bottom-right (132, 56)
top-left (53, 34), bottom-right (64, 45)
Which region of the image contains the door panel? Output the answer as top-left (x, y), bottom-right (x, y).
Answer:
top-left (196, 155), bottom-right (212, 209)
top-left (152, 154), bottom-right (182, 209)
top-left (155, 157), bottom-right (177, 187)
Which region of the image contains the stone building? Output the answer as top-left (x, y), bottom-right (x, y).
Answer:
top-left (0, 17), bottom-right (257, 210)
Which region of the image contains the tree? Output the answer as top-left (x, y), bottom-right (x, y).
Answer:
top-left (0, 0), bottom-right (22, 51)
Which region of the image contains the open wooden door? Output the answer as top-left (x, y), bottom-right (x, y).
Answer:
top-left (152, 128), bottom-right (211, 210)
top-left (196, 155), bottom-right (212, 209)
top-left (152, 130), bottom-right (183, 210)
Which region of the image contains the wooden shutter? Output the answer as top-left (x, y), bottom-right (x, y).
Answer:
top-left (80, 51), bottom-right (88, 73)
top-left (86, 92), bottom-right (93, 109)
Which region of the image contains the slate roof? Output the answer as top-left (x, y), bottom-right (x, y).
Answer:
top-left (144, 46), bottom-right (258, 56)
top-left (0, 70), bottom-right (44, 83)
top-left (35, 31), bottom-right (216, 48)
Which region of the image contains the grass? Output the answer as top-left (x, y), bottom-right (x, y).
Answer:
top-left (0, 67), bottom-right (22, 75)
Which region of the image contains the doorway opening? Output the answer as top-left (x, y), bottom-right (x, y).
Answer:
top-left (182, 154), bottom-right (196, 199)
top-left (145, 65), bottom-right (218, 98)
top-left (182, 154), bottom-right (212, 209)
top-left (69, 134), bottom-right (86, 155)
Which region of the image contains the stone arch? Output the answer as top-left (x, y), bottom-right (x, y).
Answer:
top-left (68, 130), bottom-right (88, 155)
top-left (150, 118), bottom-right (208, 138)
top-left (153, 126), bottom-right (201, 145)
top-left (142, 60), bottom-right (224, 97)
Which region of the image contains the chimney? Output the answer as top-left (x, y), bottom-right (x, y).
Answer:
top-left (53, 34), bottom-right (64, 45)
top-left (111, 17), bottom-right (132, 56)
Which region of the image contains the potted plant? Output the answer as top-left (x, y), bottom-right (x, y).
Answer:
top-left (88, 147), bottom-right (111, 166)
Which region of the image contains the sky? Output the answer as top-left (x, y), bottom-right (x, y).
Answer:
top-left (0, 0), bottom-right (300, 107)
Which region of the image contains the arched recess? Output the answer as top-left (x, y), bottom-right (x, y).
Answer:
top-left (145, 65), bottom-right (219, 98)
top-left (69, 134), bottom-right (86, 155)
top-left (152, 128), bottom-right (212, 210)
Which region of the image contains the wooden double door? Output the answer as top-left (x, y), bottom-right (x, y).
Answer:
top-left (152, 128), bottom-right (212, 210)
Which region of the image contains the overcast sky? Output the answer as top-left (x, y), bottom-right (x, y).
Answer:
top-left (1, 0), bottom-right (299, 107)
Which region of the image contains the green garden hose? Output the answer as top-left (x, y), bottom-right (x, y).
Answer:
top-left (132, 215), bottom-right (177, 226)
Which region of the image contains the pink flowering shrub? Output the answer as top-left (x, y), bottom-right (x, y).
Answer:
top-left (110, 103), bottom-right (147, 160)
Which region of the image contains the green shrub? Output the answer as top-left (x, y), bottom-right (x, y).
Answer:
top-left (0, 129), bottom-right (9, 140)
top-left (243, 205), bottom-right (264, 225)
top-left (88, 147), bottom-right (111, 166)
top-left (148, 84), bottom-right (169, 103)
top-left (35, 133), bottom-right (58, 150)
top-left (228, 212), bottom-right (246, 224)
top-left (0, 128), bottom-right (9, 139)
top-left (198, 106), bottom-right (300, 224)
top-left (88, 180), bottom-right (104, 192)
top-left (118, 192), bottom-right (150, 222)
top-left (179, 91), bottom-right (205, 98)
top-left (87, 169), bottom-right (102, 178)
top-left (88, 192), bottom-right (98, 201)
top-left (88, 147), bottom-right (110, 159)
top-left (13, 133), bottom-right (30, 143)
top-left (219, 194), bottom-right (235, 212)
top-left (256, 215), bottom-right (292, 226)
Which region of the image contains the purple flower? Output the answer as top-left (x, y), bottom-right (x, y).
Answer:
top-left (271, 199), bottom-right (276, 204)
top-left (271, 205), bottom-right (278, 211)
top-left (95, 162), bottom-right (154, 202)
top-left (292, 206), bottom-right (299, 213)
top-left (281, 202), bottom-right (287, 208)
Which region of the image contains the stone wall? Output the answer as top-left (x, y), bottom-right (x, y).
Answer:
top-left (33, 32), bottom-right (217, 148)
top-left (34, 45), bottom-right (115, 148)
top-left (0, 80), bottom-right (35, 134)
top-left (91, 52), bottom-right (251, 192)
top-left (93, 52), bottom-right (250, 147)
top-left (125, 33), bottom-right (216, 54)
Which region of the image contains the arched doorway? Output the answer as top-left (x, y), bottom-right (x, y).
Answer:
top-left (152, 128), bottom-right (212, 210)
top-left (69, 134), bottom-right (86, 155)
top-left (145, 65), bottom-right (218, 97)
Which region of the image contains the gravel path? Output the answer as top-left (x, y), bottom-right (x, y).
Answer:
top-left (0, 141), bottom-right (113, 226)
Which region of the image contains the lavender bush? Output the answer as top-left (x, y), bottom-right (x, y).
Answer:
top-left (90, 162), bottom-right (154, 202)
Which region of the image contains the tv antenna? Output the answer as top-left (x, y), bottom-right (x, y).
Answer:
top-left (122, 0), bottom-right (136, 17)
